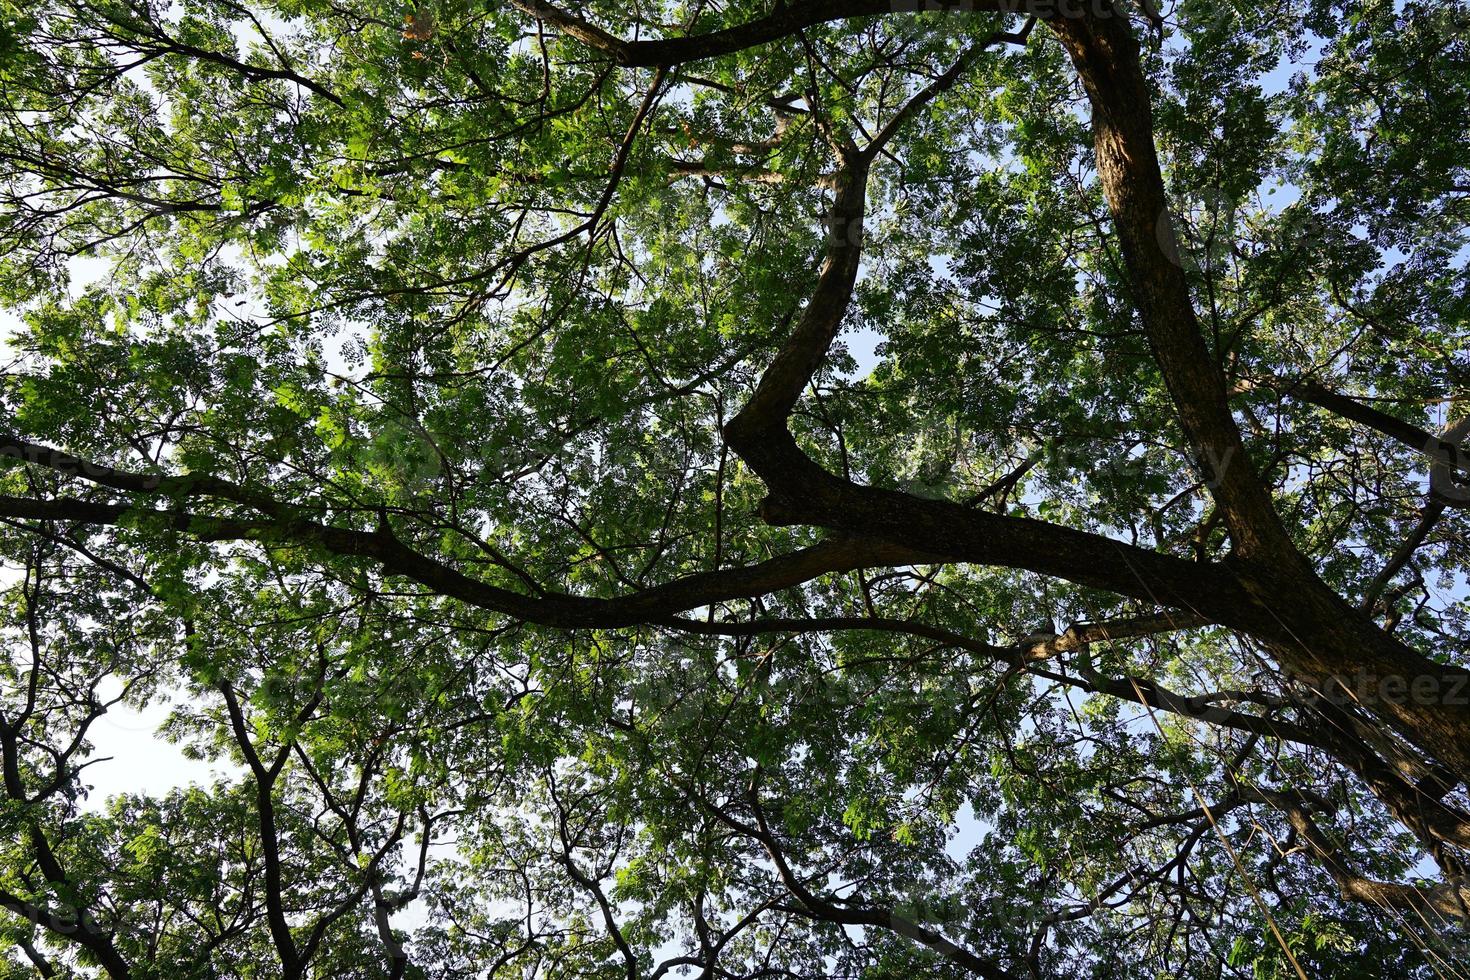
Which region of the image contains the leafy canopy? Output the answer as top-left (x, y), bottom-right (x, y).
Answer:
top-left (0, 0), bottom-right (1468, 977)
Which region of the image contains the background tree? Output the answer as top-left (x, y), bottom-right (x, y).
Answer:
top-left (1, 0), bottom-right (1468, 976)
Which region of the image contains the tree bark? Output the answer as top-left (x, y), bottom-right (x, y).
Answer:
top-left (1046, 3), bottom-right (1470, 781)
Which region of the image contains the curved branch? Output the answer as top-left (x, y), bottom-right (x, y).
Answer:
top-left (1042, 1), bottom-right (1470, 787)
top-left (706, 786), bottom-right (1022, 980)
top-left (0, 484), bottom-right (932, 629)
top-left (1242, 786), bottom-right (1470, 922)
top-left (510, 0), bottom-right (1023, 68)
top-left (1291, 381), bottom-right (1470, 485)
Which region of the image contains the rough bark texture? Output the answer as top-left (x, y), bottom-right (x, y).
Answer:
top-left (1045, 4), bottom-right (1470, 782)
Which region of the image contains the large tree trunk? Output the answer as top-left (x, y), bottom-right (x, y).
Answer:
top-left (1046, 5), bottom-right (1470, 781)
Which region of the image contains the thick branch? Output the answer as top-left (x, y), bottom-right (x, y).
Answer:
top-left (1042, 1), bottom-right (1470, 786)
top-left (1045, 7), bottom-right (1292, 560)
top-left (510, 0), bottom-right (1023, 67)
top-left (1291, 380), bottom-right (1470, 484)
top-left (0, 486), bottom-right (930, 628)
top-left (1243, 786), bottom-right (1470, 922)
top-left (0, 891), bottom-right (131, 979)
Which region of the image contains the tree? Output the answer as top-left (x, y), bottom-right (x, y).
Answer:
top-left (0, 0), bottom-right (1467, 974)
